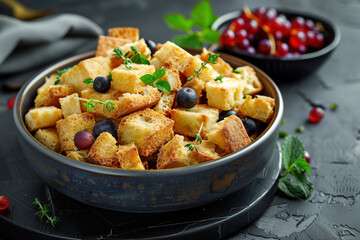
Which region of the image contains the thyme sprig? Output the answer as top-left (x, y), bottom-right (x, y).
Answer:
top-left (185, 122), bottom-right (204, 152)
top-left (33, 198), bottom-right (58, 228)
top-left (187, 53), bottom-right (220, 81)
top-left (113, 47), bottom-right (133, 70)
top-left (76, 97), bottom-right (115, 113)
top-left (54, 66), bottom-right (74, 85)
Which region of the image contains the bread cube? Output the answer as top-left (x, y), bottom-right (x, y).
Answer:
top-left (55, 112), bottom-right (95, 152)
top-left (184, 57), bottom-right (219, 83)
top-left (66, 150), bottom-right (88, 162)
top-left (59, 93), bottom-right (82, 117)
top-left (96, 35), bottom-right (131, 57)
top-left (200, 48), bottom-right (233, 76)
top-left (34, 84), bottom-right (74, 108)
top-left (25, 107), bottom-right (63, 132)
top-left (153, 41), bottom-right (194, 73)
top-left (160, 67), bottom-right (182, 91)
top-left (170, 104), bottom-right (219, 138)
top-left (116, 143), bottom-right (145, 170)
top-left (153, 92), bottom-right (176, 116)
top-left (205, 77), bottom-right (244, 110)
top-left (188, 141), bottom-right (220, 163)
top-left (182, 77), bottom-right (205, 101)
top-left (231, 66), bottom-right (263, 95)
top-left (108, 27), bottom-right (139, 42)
top-left (118, 108), bottom-right (174, 157)
top-left (207, 115), bottom-right (251, 153)
top-left (37, 74), bottom-right (59, 94)
top-left (150, 57), bottom-right (162, 70)
top-left (62, 57), bottom-right (111, 93)
top-left (34, 128), bottom-right (60, 152)
top-left (111, 64), bottom-right (155, 93)
top-left (87, 132), bottom-right (119, 167)
top-left (238, 95), bottom-right (275, 123)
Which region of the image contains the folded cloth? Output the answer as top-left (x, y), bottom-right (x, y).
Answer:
top-left (0, 13), bottom-right (103, 75)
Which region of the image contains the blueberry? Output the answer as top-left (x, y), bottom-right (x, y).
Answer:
top-left (176, 87), bottom-right (198, 108)
top-left (145, 39), bottom-right (157, 55)
top-left (93, 119), bottom-right (117, 140)
top-left (241, 117), bottom-right (257, 136)
top-left (93, 77), bottom-right (111, 93)
top-left (218, 110), bottom-right (239, 122)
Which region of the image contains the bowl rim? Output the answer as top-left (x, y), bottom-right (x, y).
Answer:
top-left (211, 9), bottom-right (341, 61)
top-left (14, 50), bottom-right (283, 177)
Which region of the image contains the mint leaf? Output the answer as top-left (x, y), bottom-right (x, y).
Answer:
top-left (153, 68), bottom-right (166, 79)
top-left (278, 177), bottom-right (309, 199)
top-left (154, 80), bottom-right (171, 93)
top-left (172, 33), bottom-right (202, 49)
top-left (281, 135), bottom-right (305, 169)
top-left (202, 29), bottom-right (220, 45)
top-left (83, 78), bottom-right (93, 84)
top-left (131, 52), bottom-right (150, 65)
top-left (293, 158), bottom-right (311, 174)
top-left (140, 74), bottom-right (156, 84)
top-left (191, 0), bottom-right (217, 30)
top-left (165, 14), bottom-right (195, 32)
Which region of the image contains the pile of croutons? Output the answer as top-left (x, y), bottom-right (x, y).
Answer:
top-left (25, 27), bottom-right (275, 170)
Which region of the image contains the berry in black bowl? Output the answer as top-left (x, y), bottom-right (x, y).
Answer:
top-left (93, 76), bottom-right (111, 93)
top-left (93, 119), bottom-right (117, 140)
top-left (176, 87), bottom-right (198, 108)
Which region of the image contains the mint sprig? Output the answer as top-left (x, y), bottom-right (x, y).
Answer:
top-left (165, 0), bottom-right (219, 49)
top-left (278, 135), bottom-right (313, 199)
top-left (140, 68), bottom-right (171, 93)
top-left (130, 46), bottom-right (150, 65)
top-left (33, 198), bottom-right (58, 228)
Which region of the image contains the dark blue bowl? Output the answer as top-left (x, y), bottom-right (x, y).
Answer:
top-left (212, 9), bottom-right (341, 80)
top-left (14, 50), bottom-right (283, 213)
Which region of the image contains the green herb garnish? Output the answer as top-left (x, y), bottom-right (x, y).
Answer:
top-left (214, 75), bottom-right (224, 83)
top-left (164, 0), bottom-right (219, 49)
top-left (330, 103), bottom-right (338, 110)
top-left (279, 130), bottom-right (288, 138)
top-left (243, 94), bottom-right (247, 99)
top-left (278, 135), bottom-right (313, 199)
top-left (130, 46), bottom-right (151, 65)
top-left (113, 47), bottom-right (132, 70)
top-left (140, 68), bottom-right (171, 93)
top-left (33, 198), bottom-right (58, 228)
top-left (281, 119), bottom-right (286, 126)
top-left (108, 71), bottom-right (113, 81)
top-left (54, 66), bottom-right (74, 85)
top-left (232, 70), bottom-right (240, 74)
top-left (83, 78), bottom-right (93, 84)
top-left (207, 53), bottom-right (219, 64)
top-left (186, 109), bottom-right (192, 112)
top-left (187, 53), bottom-right (218, 81)
top-left (185, 123), bottom-right (203, 152)
top-left (76, 97), bottom-right (115, 113)
top-left (296, 126), bottom-right (304, 133)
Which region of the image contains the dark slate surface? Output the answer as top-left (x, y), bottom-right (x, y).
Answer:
top-left (1, 0), bottom-right (360, 239)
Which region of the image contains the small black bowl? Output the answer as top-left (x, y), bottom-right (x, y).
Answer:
top-left (212, 9), bottom-right (341, 81)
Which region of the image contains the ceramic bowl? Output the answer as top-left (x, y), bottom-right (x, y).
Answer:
top-left (212, 9), bottom-right (341, 80)
top-left (14, 50), bottom-right (283, 213)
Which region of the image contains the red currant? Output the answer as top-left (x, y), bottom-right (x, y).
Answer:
top-left (245, 46), bottom-right (256, 54)
top-left (235, 29), bottom-right (248, 40)
top-left (236, 38), bottom-right (250, 49)
top-left (273, 15), bottom-right (286, 31)
top-left (240, 10), bottom-right (251, 22)
top-left (282, 20), bottom-right (292, 36)
top-left (312, 33), bottom-right (324, 49)
top-left (309, 107), bottom-right (324, 123)
top-left (291, 16), bottom-right (305, 29)
top-left (264, 8), bottom-right (277, 23)
top-left (0, 196), bottom-right (9, 210)
top-left (298, 44), bottom-right (307, 54)
top-left (230, 18), bottom-right (245, 32)
top-left (305, 19), bottom-right (315, 30)
top-left (258, 39), bottom-right (272, 55)
top-left (7, 96), bottom-right (16, 110)
top-left (305, 151), bottom-right (311, 164)
top-left (306, 30), bottom-right (316, 46)
top-left (221, 29), bottom-right (236, 48)
top-left (275, 42), bottom-right (289, 57)
top-left (74, 131), bottom-right (94, 150)
top-left (246, 20), bottom-right (259, 34)
top-left (274, 31), bottom-right (283, 41)
top-left (290, 31), bottom-right (307, 49)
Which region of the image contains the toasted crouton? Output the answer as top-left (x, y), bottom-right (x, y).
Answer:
top-left (153, 92), bottom-right (176, 116)
top-left (116, 143), bottom-right (145, 170)
top-left (59, 93), bottom-right (82, 117)
top-left (25, 107), bottom-right (63, 132)
top-left (111, 64), bottom-right (155, 93)
top-left (160, 67), bottom-right (182, 91)
top-left (118, 108), bottom-right (174, 157)
top-left (55, 113), bottom-right (95, 152)
top-left (184, 57), bottom-right (219, 83)
top-left (205, 77), bottom-right (244, 110)
top-left (87, 132), bottom-right (119, 167)
top-left (96, 35), bottom-right (131, 57)
top-left (231, 66), bottom-right (263, 95)
top-left (108, 27), bottom-right (139, 42)
top-left (66, 150), bottom-right (88, 162)
top-left (200, 48), bottom-right (233, 76)
top-left (170, 104), bottom-right (219, 138)
top-left (37, 74), bottom-right (59, 94)
top-left (62, 57), bottom-right (111, 93)
top-left (34, 128), bottom-right (60, 152)
top-left (34, 84), bottom-right (74, 108)
top-left (238, 95), bottom-right (275, 123)
top-left (188, 141), bottom-right (220, 163)
top-left (207, 115), bottom-right (251, 153)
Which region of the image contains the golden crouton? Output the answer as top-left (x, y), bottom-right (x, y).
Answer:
top-left (34, 84), bottom-right (74, 108)
top-left (37, 74), bottom-right (59, 94)
top-left (34, 128), bottom-right (60, 152)
top-left (231, 66), bottom-right (263, 95)
top-left (55, 112), bottom-right (95, 152)
top-left (108, 27), bottom-right (139, 42)
top-left (238, 95), bottom-right (275, 123)
top-left (66, 150), bottom-right (88, 162)
top-left (205, 77), bottom-right (244, 110)
top-left (62, 57), bottom-right (111, 93)
top-left (111, 64), bottom-right (155, 93)
top-left (207, 115), bottom-right (251, 153)
top-left (153, 41), bottom-right (194, 73)
top-left (170, 104), bottom-right (219, 138)
top-left (116, 143), bottom-right (145, 170)
top-left (25, 107), bottom-right (63, 132)
top-left (96, 35), bottom-right (131, 57)
top-left (160, 67), bottom-right (182, 91)
top-left (182, 77), bottom-right (205, 102)
top-left (81, 86), bottom-right (160, 118)
top-left (184, 57), bottom-right (219, 83)
top-left (59, 93), bottom-right (82, 117)
top-left (153, 91), bottom-right (176, 116)
top-left (200, 48), bottom-right (233, 76)
top-left (157, 135), bottom-right (219, 169)
top-left (118, 108), bottom-right (174, 157)
top-left (87, 132), bottom-right (119, 167)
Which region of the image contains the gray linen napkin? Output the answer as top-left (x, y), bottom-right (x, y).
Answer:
top-left (0, 13), bottom-right (103, 75)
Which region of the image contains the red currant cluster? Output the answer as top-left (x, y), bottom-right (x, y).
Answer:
top-left (220, 7), bottom-right (325, 58)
